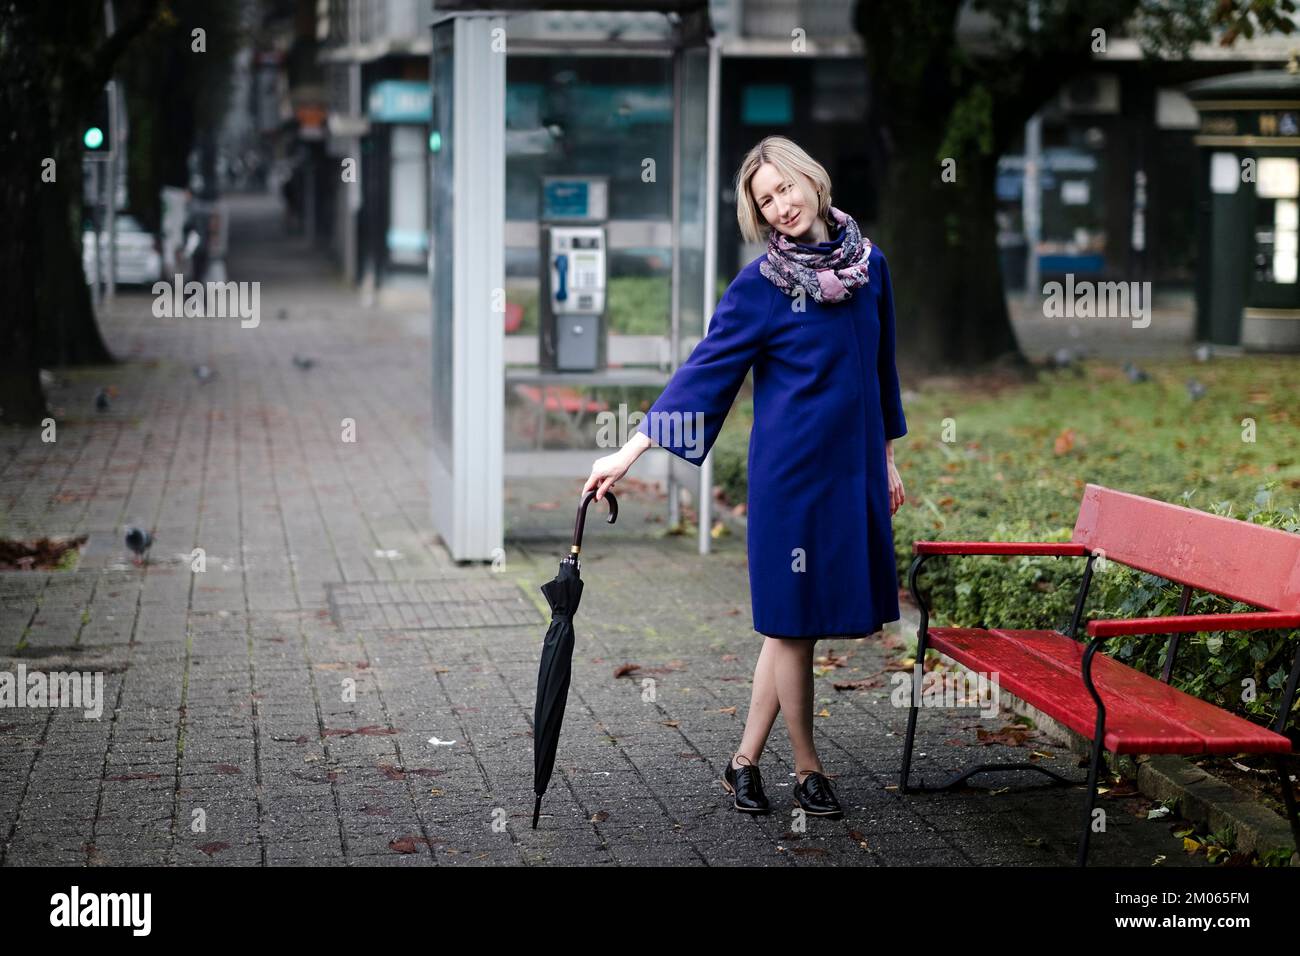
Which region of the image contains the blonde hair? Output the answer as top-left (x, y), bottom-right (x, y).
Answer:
top-left (734, 135), bottom-right (833, 244)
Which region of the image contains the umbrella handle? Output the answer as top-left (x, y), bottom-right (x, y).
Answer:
top-left (572, 488), bottom-right (617, 554)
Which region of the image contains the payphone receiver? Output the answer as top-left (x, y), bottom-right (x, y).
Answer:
top-left (553, 254), bottom-right (569, 303)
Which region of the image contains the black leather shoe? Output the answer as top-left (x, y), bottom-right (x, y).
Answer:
top-left (793, 770), bottom-right (843, 818)
top-left (722, 756), bottom-right (771, 814)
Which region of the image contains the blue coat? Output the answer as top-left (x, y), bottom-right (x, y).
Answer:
top-left (636, 236), bottom-right (907, 639)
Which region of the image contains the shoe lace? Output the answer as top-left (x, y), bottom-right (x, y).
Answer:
top-left (799, 770), bottom-right (832, 801)
top-left (732, 754), bottom-right (762, 789)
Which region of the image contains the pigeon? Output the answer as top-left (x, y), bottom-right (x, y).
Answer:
top-left (292, 355), bottom-right (315, 370)
top-left (1051, 347), bottom-right (1073, 368)
top-left (125, 526), bottom-right (153, 564)
top-left (1186, 378), bottom-right (1207, 401)
top-left (1123, 361), bottom-right (1149, 383)
top-left (1049, 347), bottom-right (1085, 376)
top-left (95, 388), bottom-right (110, 412)
top-left (1194, 343), bottom-right (1212, 363)
top-left (192, 364), bottom-right (215, 384)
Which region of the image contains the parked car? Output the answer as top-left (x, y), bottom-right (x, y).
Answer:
top-left (82, 214), bottom-right (163, 286)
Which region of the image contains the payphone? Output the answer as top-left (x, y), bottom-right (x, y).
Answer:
top-left (539, 176), bottom-right (608, 372)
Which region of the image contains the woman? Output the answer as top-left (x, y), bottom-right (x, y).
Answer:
top-left (582, 135), bottom-right (907, 821)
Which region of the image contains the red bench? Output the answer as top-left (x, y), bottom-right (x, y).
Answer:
top-left (513, 384), bottom-right (610, 445)
top-left (904, 483), bottom-right (1300, 866)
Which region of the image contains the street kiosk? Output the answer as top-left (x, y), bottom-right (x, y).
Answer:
top-left (1188, 68), bottom-right (1300, 352)
top-left (428, 2), bottom-right (722, 561)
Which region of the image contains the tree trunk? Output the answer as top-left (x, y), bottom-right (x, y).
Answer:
top-left (0, 4), bottom-right (52, 423)
top-left (855, 0), bottom-right (1078, 383)
top-left (0, 0), bottom-right (161, 421)
top-left (38, 134), bottom-right (115, 368)
top-left (875, 130), bottom-right (1027, 378)
top-left (0, 165), bottom-right (50, 423)
top-left (855, 2), bottom-right (1032, 380)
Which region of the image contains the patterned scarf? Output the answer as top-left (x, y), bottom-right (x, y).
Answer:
top-left (759, 205), bottom-right (872, 304)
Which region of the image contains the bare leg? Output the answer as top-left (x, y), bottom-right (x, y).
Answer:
top-left (771, 638), bottom-right (823, 782)
top-left (733, 637), bottom-right (781, 769)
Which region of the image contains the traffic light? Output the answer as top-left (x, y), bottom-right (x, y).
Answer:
top-left (83, 85), bottom-right (113, 156)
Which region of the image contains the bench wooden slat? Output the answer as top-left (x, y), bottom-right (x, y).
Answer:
top-left (994, 629), bottom-right (1293, 754)
top-left (1072, 483), bottom-right (1300, 612)
top-left (927, 627), bottom-right (1293, 755)
top-left (927, 627), bottom-right (1205, 753)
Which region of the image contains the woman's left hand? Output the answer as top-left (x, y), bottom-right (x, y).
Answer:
top-left (886, 458), bottom-right (904, 516)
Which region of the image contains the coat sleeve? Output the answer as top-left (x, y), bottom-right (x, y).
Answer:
top-left (637, 274), bottom-right (771, 464)
top-left (876, 252), bottom-right (908, 441)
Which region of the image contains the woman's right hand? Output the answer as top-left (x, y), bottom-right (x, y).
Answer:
top-left (583, 448), bottom-right (633, 502)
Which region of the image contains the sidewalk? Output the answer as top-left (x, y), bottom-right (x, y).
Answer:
top-left (0, 194), bottom-right (1212, 866)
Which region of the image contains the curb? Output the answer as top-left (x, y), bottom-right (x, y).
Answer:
top-left (895, 595), bottom-right (1299, 866)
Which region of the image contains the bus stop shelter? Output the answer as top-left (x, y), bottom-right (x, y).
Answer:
top-left (429, 1), bottom-right (724, 562)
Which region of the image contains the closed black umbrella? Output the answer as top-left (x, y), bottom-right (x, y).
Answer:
top-left (531, 489), bottom-right (618, 828)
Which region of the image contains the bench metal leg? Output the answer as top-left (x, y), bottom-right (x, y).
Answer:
top-left (1075, 720), bottom-right (1108, 867)
top-left (1076, 637), bottom-right (1111, 867)
top-left (902, 550), bottom-right (1098, 865)
top-left (900, 552), bottom-right (1084, 795)
top-left (899, 555), bottom-right (927, 794)
top-left (900, 689), bottom-right (921, 792)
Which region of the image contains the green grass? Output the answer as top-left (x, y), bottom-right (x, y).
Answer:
top-left (719, 355), bottom-right (1300, 533)
top-left (897, 356), bottom-right (1300, 533)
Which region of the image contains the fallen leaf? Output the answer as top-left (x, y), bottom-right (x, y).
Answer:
top-left (389, 835), bottom-right (437, 854)
top-left (975, 725), bottom-right (1034, 747)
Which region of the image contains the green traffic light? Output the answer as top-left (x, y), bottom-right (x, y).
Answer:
top-left (84, 126), bottom-right (105, 149)
top-left (428, 130), bottom-right (441, 152)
